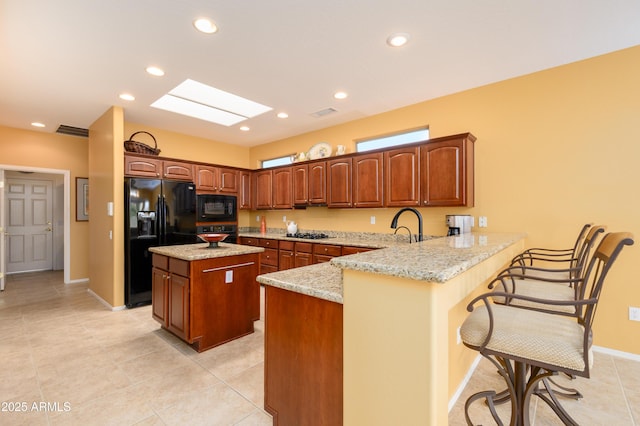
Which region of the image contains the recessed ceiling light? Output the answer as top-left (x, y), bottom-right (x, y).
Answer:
top-left (334, 91), bottom-right (348, 100)
top-left (194, 18), bottom-right (218, 34)
top-left (386, 33), bottom-right (410, 47)
top-left (277, 112), bottom-right (289, 119)
top-left (119, 93), bottom-right (135, 101)
top-left (151, 79), bottom-right (272, 127)
top-left (146, 66), bottom-right (165, 76)
top-left (31, 122), bottom-right (45, 128)
top-left (240, 126), bottom-right (250, 131)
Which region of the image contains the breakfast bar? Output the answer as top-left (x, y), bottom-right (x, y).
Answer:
top-left (257, 232), bottom-right (526, 425)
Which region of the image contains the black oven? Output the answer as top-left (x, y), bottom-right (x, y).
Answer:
top-left (196, 194), bottom-right (237, 222)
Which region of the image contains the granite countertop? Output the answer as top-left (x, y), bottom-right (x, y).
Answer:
top-left (257, 262), bottom-right (344, 304)
top-left (238, 231), bottom-right (431, 249)
top-left (149, 242), bottom-right (264, 261)
top-left (256, 232), bottom-right (526, 303)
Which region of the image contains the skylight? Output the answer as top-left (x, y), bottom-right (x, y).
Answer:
top-left (151, 79), bottom-right (272, 126)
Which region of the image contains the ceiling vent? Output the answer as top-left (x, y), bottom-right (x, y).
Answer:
top-left (310, 107), bottom-right (338, 118)
top-left (56, 125), bottom-right (89, 138)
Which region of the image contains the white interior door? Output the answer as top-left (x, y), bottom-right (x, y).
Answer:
top-left (6, 177), bottom-right (53, 273)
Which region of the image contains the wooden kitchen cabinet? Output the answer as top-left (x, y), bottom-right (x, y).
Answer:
top-left (312, 244), bottom-right (342, 264)
top-left (294, 242), bottom-right (313, 267)
top-left (327, 158), bottom-right (352, 208)
top-left (292, 164), bottom-right (309, 206)
top-left (254, 170), bottom-right (273, 209)
top-left (278, 241), bottom-right (295, 271)
top-left (125, 155), bottom-right (163, 178)
top-left (152, 252), bottom-right (260, 352)
top-left (239, 171), bottom-right (253, 210)
top-left (196, 165), bottom-right (239, 194)
top-left (125, 154), bottom-right (193, 181)
top-left (341, 246), bottom-right (374, 255)
top-left (384, 146), bottom-right (420, 207)
top-left (352, 152), bottom-right (384, 208)
top-left (151, 255), bottom-right (190, 342)
top-left (265, 285), bottom-right (343, 425)
top-left (272, 167), bottom-right (292, 209)
top-left (308, 161), bottom-right (327, 205)
top-left (420, 133), bottom-right (475, 207)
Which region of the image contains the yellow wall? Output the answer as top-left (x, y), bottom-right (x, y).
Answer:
top-left (88, 107), bottom-right (125, 305)
top-left (123, 122), bottom-right (251, 169)
top-left (249, 45), bottom-right (640, 354)
top-left (0, 125), bottom-right (89, 281)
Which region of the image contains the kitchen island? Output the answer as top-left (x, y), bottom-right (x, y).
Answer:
top-left (257, 232), bottom-right (526, 425)
top-left (149, 242), bottom-right (264, 352)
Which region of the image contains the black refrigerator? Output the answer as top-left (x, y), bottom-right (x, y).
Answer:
top-left (124, 177), bottom-right (199, 308)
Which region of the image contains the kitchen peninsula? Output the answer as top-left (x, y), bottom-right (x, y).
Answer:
top-left (148, 242), bottom-right (264, 352)
top-left (257, 232), bottom-right (526, 425)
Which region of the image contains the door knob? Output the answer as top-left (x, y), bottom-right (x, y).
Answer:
top-left (46, 227), bottom-right (52, 232)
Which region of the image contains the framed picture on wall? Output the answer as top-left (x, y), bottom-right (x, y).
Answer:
top-left (76, 177), bottom-right (89, 221)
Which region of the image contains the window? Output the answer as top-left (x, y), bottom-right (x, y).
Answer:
top-left (262, 155), bottom-right (293, 168)
top-left (356, 127), bottom-right (430, 152)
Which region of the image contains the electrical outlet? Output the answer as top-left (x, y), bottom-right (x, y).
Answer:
top-left (478, 216), bottom-right (488, 227)
top-left (456, 326), bottom-right (462, 345)
top-left (370, 216), bottom-right (376, 225)
top-left (629, 307), bottom-right (640, 321)
top-left (256, 215), bottom-right (260, 222)
top-left (283, 215), bottom-right (287, 222)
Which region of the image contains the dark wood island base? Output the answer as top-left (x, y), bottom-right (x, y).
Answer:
top-left (151, 251), bottom-right (261, 353)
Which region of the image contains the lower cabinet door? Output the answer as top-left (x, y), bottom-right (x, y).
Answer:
top-left (151, 267), bottom-right (168, 325)
top-left (167, 274), bottom-right (190, 341)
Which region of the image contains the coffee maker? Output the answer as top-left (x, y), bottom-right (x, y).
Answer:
top-left (446, 215), bottom-right (473, 236)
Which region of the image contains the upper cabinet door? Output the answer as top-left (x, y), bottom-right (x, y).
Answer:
top-left (384, 147), bottom-right (420, 207)
top-left (124, 155), bottom-right (162, 178)
top-left (217, 167), bottom-right (239, 194)
top-left (196, 165), bottom-right (217, 191)
top-left (255, 170), bottom-right (273, 209)
top-left (292, 164), bottom-right (309, 206)
top-left (163, 161), bottom-right (194, 181)
top-left (308, 161), bottom-right (327, 205)
top-left (352, 153), bottom-right (384, 208)
top-left (272, 167), bottom-right (292, 209)
top-left (327, 158), bottom-right (352, 208)
top-left (239, 171), bottom-right (253, 210)
top-left (420, 134), bottom-right (475, 207)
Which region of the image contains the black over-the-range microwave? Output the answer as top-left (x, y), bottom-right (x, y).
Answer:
top-left (196, 194), bottom-right (237, 222)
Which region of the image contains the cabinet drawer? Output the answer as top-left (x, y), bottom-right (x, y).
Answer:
top-left (240, 237), bottom-right (259, 246)
top-left (260, 238), bottom-right (277, 248)
top-left (341, 246), bottom-right (374, 256)
top-left (262, 248), bottom-right (279, 266)
top-left (279, 240), bottom-right (295, 251)
top-left (313, 244), bottom-right (342, 257)
top-left (295, 242), bottom-right (313, 253)
top-left (169, 258), bottom-right (190, 277)
top-left (152, 254), bottom-right (169, 270)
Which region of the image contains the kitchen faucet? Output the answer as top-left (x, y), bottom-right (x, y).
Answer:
top-left (390, 207), bottom-right (424, 242)
top-left (393, 225), bottom-right (413, 243)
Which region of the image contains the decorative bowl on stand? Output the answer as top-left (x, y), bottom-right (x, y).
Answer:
top-left (197, 233), bottom-right (229, 248)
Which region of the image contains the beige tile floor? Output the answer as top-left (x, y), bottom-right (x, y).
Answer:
top-left (1, 270), bottom-right (638, 425)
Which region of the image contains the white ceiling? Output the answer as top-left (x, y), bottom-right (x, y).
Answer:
top-left (2, 0), bottom-right (640, 147)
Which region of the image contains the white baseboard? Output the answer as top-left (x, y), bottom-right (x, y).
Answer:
top-left (449, 354), bottom-right (482, 412)
top-left (65, 278), bottom-right (89, 284)
top-left (593, 345), bottom-right (640, 362)
top-left (86, 288), bottom-right (126, 311)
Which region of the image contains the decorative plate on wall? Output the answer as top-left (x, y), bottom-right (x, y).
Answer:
top-left (308, 142), bottom-right (332, 160)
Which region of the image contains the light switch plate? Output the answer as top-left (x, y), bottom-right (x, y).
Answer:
top-left (225, 270), bottom-right (233, 284)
